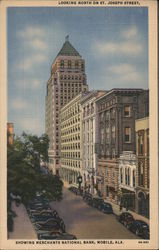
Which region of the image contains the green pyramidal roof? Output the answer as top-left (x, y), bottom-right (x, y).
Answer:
top-left (57, 40), bottom-right (81, 57)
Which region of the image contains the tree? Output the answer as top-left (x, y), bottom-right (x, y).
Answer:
top-left (7, 132), bottom-right (63, 207)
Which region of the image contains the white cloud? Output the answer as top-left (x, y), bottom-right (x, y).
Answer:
top-left (108, 63), bottom-right (136, 74)
top-left (94, 41), bottom-right (142, 56)
top-left (15, 78), bottom-right (42, 90)
top-left (17, 54), bottom-right (47, 71)
top-left (107, 63), bottom-right (142, 83)
top-left (18, 26), bottom-right (46, 39)
top-left (121, 26), bottom-right (138, 39)
top-left (11, 98), bottom-right (29, 111)
top-left (29, 39), bottom-right (47, 50)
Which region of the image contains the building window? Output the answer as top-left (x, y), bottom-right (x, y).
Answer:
top-left (133, 170), bottom-right (135, 187)
top-left (60, 60), bottom-right (64, 68)
top-left (101, 128), bottom-right (104, 144)
top-left (112, 169), bottom-right (114, 179)
top-left (125, 168), bottom-right (127, 185)
top-left (120, 168), bottom-right (123, 183)
top-left (112, 148), bottom-right (115, 158)
top-left (125, 127), bottom-right (131, 143)
top-left (106, 149), bottom-right (109, 157)
top-left (147, 129), bottom-right (149, 156)
top-left (106, 126), bottom-right (110, 143)
top-left (81, 63), bottom-right (84, 71)
top-left (128, 168), bottom-right (130, 185)
top-left (75, 61), bottom-right (79, 69)
top-left (139, 162), bottom-right (144, 186)
top-left (106, 111), bottom-right (110, 120)
top-left (138, 132), bottom-right (144, 155)
top-left (124, 106), bottom-right (130, 117)
top-left (68, 60), bottom-right (72, 68)
top-left (111, 125), bottom-right (115, 142)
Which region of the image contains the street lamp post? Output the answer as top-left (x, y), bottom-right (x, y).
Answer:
top-left (77, 175), bottom-right (82, 190)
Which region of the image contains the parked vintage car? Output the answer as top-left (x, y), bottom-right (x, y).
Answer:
top-left (98, 202), bottom-right (113, 214)
top-left (117, 212), bottom-right (134, 228)
top-left (31, 212), bottom-right (62, 225)
top-left (83, 193), bottom-right (92, 202)
top-left (38, 231), bottom-right (77, 240)
top-left (129, 220), bottom-right (149, 239)
top-left (68, 186), bottom-right (83, 196)
top-left (30, 209), bottom-right (58, 218)
top-left (27, 202), bottom-right (50, 211)
top-left (91, 197), bottom-right (104, 208)
top-left (35, 218), bottom-right (65, 232)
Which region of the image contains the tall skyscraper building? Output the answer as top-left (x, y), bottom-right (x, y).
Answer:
top-left (45, 36), bottom-right (88, 175)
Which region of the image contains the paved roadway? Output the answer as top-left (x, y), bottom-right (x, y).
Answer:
top-left (50, 187), bottom-right (139, 239)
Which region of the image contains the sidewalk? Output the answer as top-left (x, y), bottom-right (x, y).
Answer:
top-left (103, 198), bottom-right (149, 225)
top-left (8, 201), bottom-right (37, 239)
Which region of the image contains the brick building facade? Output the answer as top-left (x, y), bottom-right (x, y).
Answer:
top-left (96, 89), bottom-right (149, 204)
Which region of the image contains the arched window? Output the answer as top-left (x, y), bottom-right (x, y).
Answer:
top-left (60, 60), bottom-right (64, 68)
top-left (68, 60), bottom-right (72, 69)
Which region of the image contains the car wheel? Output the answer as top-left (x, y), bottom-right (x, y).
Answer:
top-left (136, 229), bottom-right (140, 236)
top-left (126, 224), bottom-right (130, 229)
top-left (124, 221), bottom-right (127, 227)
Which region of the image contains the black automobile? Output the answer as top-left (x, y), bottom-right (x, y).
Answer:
top-left (91, 197), bottom-right (104, 208)
top-left (69, 186), bottom-right (83, 196)
top-left (30, 209), bottom-right (58, 218)
top-left (35, 218), bottom-right (65, 232)
top-left (117, 212), bottom-right (134, 228)
top-left (83, 193), bottom-right (92, 201)
top-left (38, 231), bottom-right (77, 240)
top-left (27, 202), bottom-right (50, 211)
top-left (31, 212), bottom-right (62, 225)
top-left (98, 202), bottom-right (113, 214)
top-left (84, 193), bottom-right (93, 205)
top-left (129, 220), bottom-right (149, 239)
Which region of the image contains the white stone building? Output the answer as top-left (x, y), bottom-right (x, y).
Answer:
top-left (80, 91), bottom-right (106, 194)
top-left (118, 151), bottom-right (137, 209)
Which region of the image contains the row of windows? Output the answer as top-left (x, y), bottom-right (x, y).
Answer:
top-left (99, 106), bottom-right (131, 121)
top-left (60, 60), bottom-right (84, 70)
top-left (60, 75), bottom-right (83, 80)
top-left (61, 125), bottom-right (80, 136)
top-left (120, 168), bottom-right (136, 187)
top-left (61, 152), bottom-right (81, 158)
top-left (61, 87), bottom-right (82, 92)
top-left (61, 115), bottom-right (80, 125)
top-left (99, 147), bottom-right (116, 158)
top-left (61, 134), bottom-right (81, 143)
top-left (83, 133), bottom-right (94, 143)
top-left (83, 120), bottom-right (93, 130)
top-left (61, 143), bottom-right (80, 150)
top-left (83, 103), bottom-right (95, 117)
top-left (61, 160), bottom-right (81, 168)
top-left (99, 98), bottom-right (116, 111)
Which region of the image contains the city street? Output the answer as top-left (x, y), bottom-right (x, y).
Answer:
top-left (50, 187), bottom-right (139, 239)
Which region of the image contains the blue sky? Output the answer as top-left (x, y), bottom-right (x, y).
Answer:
top-left (7, 7), bottom-right (148, 136)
